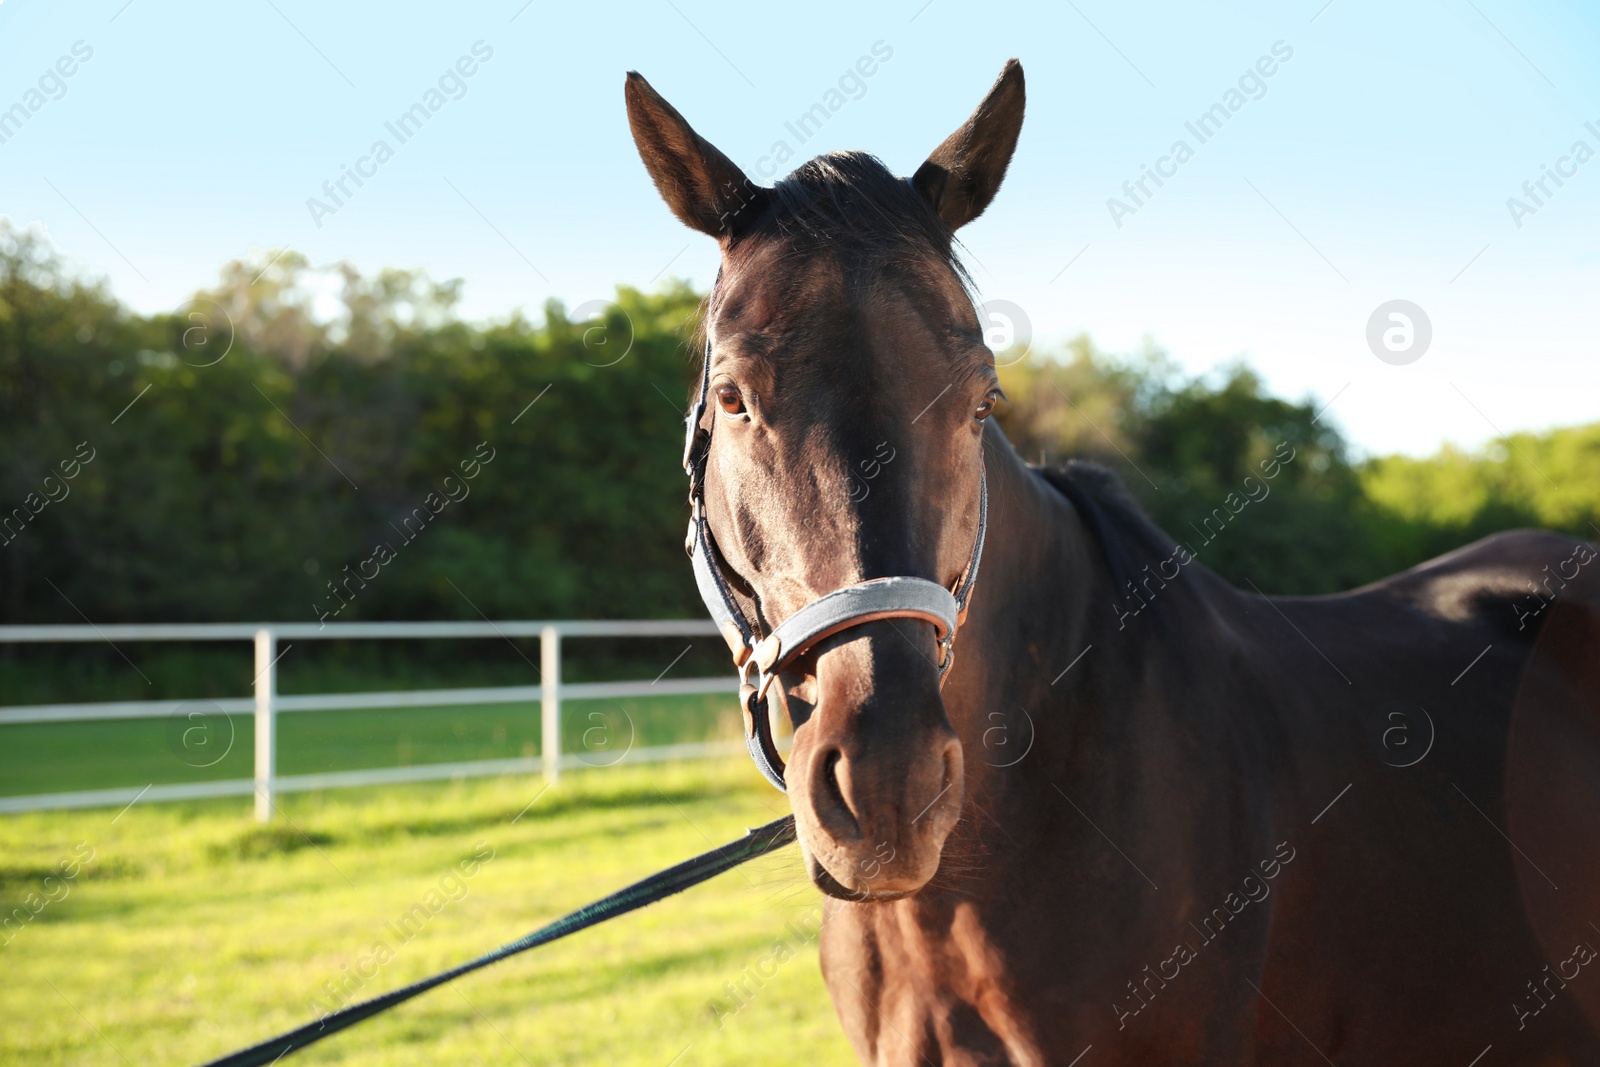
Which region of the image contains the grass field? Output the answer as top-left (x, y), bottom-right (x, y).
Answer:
top-left (0, 757), bottom-right (856, 1066)
top-left (0, 693), bottom-right (740, 797)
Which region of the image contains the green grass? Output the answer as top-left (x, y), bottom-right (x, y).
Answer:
top-left (0, 758), bottom-right (855, 1066)
top-left (0, 693), bottom-right (740, 797)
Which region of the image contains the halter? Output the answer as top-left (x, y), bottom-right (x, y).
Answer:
top-left (683, 339), bottom-right (989, 792)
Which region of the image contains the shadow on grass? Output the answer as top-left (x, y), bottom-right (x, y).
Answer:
top-left (354, 780), bottom-right (755, 843)
top-left (0, 856), bottom-right (140, 892)
top-left (208, 825), bottom-right (337, 863)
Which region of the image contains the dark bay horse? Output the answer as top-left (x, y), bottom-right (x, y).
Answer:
top-left (625, 60), bottom-right (1600, 1065)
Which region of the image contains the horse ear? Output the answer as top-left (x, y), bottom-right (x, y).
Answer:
top-left (911, 59), bottom-right (1025, 231)
top-left (624, 72), bottom-right (767, 242)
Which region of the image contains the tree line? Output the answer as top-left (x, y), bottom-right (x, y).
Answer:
top-left (4, 224), bottom-right (1596, 635)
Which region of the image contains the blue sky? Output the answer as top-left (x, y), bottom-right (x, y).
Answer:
top-left (1, 0), bottom-right (1596, 457)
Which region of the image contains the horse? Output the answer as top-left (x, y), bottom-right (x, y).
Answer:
top-left (624, 60), bottom-right (1600, 1065)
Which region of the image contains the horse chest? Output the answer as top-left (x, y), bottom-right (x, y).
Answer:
top-left (820, 898), bottom-right (1050, 1067)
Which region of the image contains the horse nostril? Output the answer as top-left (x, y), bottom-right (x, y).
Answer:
top-left (823, 748), bottom-right (849, 811)
top-left (815, 747), bottom-right (862, 839)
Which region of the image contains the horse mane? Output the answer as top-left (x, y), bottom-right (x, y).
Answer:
top-left (736, 151), bottom-right (976, 293)
top-left (1035, 460), bottom-right (1180, 607)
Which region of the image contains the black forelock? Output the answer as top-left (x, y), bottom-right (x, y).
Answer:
top-left (741, 151), bottom-right (974, 292)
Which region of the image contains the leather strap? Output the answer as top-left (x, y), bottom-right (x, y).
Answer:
top-left (195, 817), bottom-right (799, 1067)
top-left (754, 578), bottom-right (956, 684)
top-left (689, 500), bottom-right (755, 660)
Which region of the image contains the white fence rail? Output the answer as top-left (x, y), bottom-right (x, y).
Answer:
top-left (0, 621), bottom-right (738, 820)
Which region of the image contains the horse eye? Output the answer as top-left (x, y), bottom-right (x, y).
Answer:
top-left (715, 384), bottom-right (746, 416)
top-left (975, 389), bottom-right (1001, 421)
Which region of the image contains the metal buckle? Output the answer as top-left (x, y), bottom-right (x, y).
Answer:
top-left (738, 658), bottom-right (762, 740)
top-left (937, 632), bottom-right (955, 676)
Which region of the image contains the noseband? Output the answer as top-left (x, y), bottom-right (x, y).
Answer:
top-left (682, 340), bottom-right (989, 792)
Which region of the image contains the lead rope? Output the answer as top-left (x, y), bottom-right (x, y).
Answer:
top-left (194, 817), bottom-right (797, 1067)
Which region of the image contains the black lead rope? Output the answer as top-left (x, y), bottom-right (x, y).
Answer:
top-left (196, 815), bottom-right (798, 1067)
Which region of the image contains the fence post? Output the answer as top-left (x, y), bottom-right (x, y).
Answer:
top-left (541, 625), bottom-right (561, 784)
top-left (253, 627), bottom-right (277, 823)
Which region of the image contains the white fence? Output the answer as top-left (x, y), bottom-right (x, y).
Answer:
top-left (0, 621), bottom-right (740, 820)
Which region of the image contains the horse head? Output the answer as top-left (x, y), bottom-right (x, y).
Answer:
top-left (625, 60), bottom-right (1025, 900)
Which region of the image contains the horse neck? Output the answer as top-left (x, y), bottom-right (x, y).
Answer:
top-left (951, 430), bottom-right (1227, 833)
top-left (950, 429), bottom-right (1116, 787)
